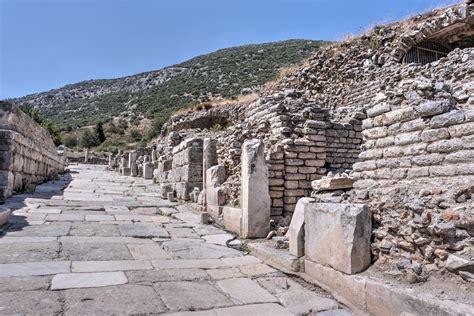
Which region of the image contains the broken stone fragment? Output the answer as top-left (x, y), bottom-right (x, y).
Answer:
top-left (311, 177), bottom-right (355, 192)
top-left (445, 254), bottom-right (473, 272)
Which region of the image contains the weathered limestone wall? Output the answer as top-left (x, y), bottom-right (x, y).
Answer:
top-left (0, 102), bottom-right (65, 201)
top-left (352, 47), bottom-right (474, 273)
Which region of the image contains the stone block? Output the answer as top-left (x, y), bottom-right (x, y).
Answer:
top-left (223, 206), bottom-right (242, 234)
top-left (288, 197), bottom-right (314, 257)
top-left (430, 110), bottom-right (465, 128)
top-left (143, 162), bottom-right (154, 179)
top-left (241, 139), bottom-right (271, 238)
top-left (0, 208), bottom-right (11, 226)
top-left (167, 192), bottom-right (176, 202)
top-left (311, 177), bottom-right (355, 192)
top-left (415, 100), bottom-right (450, 117)
top-left (122, 167), bottom-right (131, 176)
top-left (305, 203), bottom-right (371, 274)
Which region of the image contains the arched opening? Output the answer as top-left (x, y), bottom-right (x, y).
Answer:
top-left (402, 40), bottom-right (451, 64)
top-left (402, 22), bottom-right (474, 65)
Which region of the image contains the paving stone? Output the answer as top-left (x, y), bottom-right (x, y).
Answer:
top-left (130, 207), bottom-right (160, 215)
top-left (119, 223), bottom-right (170, 238)
top-left (165, 311), bottom-right (218, 316)
top-left (0, 261), bottom-right (71, 277)
top-left (85, 214), bottom-right (115, 221)
top-left (127, 244), bottom-right (172, 260)
top-left (155, 281), bottom-right (233, 312)
top-left (174, 212), bottom-right (201, 224)
top-left (115, 214), bottom-right (160, 222)
top-left (4, 224), bottom-right (70, 237)
top-left (0, 242), bottom-right (59, 263)
top-left (206, 268), bottom-right (244, 280)
top-left (104, 205), bottom-right (130, 214)
top-left (64, 284), bottom-right (166, 315)
top-left (160, 207), bottom-right (178, 216)
top-left (46, 214), bottom-right (84, 221)
top-left (0, 236), bottom-right (57, 243)
top-left (214, 303), bottom-right (293, 316)
top-left (257, 277), bottom-right (339, 314)
top-left (61, 242), bottom-right (133, 261)
top-left (72, 260), bottom-right (153, 272)
top-left (239, 263), bottom-right (277, 276)
top-left (60, 236), bottom-right (153, 244)
top-left (126, 268), bottom-right (209, 283)
top-left (316, 309), bottom-right (352, 316)
top-left (193, 224), bottom-right (227, 236)
top-left (0, 276), bottom-right (51, 292)
top-left (29, 208), bottom-right (62, 214)
top-left (51, 271), bottom-right (128, 290)
top-left (202, 233), bottom-right (235, 246)
top-left (152, 259), bottom-right (229, 269)
top-left (167, 227), bottom-right (201, 239)
top-left (216, 278), bottom-right (277, 304)
top-left (0, 290), bottom-right (63, 315)
top-left (221, 255), bottom-right (261, 266)
top-left (163, 239), bottom-right (242, 259)
top-left (69, 223), bottom-right (120, 236)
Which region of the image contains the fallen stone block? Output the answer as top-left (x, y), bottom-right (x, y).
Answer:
top-left (305, 202), bottom-right (371, 274)
top-left (311, 177), bottom-right (355, 192)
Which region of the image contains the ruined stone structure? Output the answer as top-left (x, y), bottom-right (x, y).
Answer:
top-left (109, 2), bottom-right (474, 301)
top-left (0, 102), bottom-right (65, 203)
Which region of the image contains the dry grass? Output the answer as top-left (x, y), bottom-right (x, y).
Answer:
top-left (173, 93), bottom-right (260, 117)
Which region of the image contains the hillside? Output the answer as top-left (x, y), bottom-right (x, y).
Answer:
top-left (9, 40), bottom-right (327, 130)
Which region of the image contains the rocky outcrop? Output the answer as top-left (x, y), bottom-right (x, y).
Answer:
top-left (0, 102), bottom-right (65, 202)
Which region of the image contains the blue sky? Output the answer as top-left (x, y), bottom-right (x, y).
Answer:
top-left (0, 0), bottom-right (461, 99)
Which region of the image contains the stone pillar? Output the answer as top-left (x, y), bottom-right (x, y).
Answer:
top-left (240, 139), bottom-right (271, 238)
top-left (143, 162), bottom-right (153, 179)
top-left (84, 149), bottom-right (89, 163)
top-left (128, 151), bottom-right (137, 169)
top-left (108, 153), bottom-right (112, 167)
top-left (203, 138), bottom-right (218, 205)
top-left (131, 162), bottom-right (138, 177)
top-left (205, 165), bottom-right (226, 218)
top-left (151, 150), bottom-right (157, 163)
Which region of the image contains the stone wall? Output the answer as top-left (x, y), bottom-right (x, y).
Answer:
top-left (0, 102), bottom-right (65, 201)
top-left (352, 47), bottom-right (474, 273)
top-left (155, 138), bottom-right (204, 200)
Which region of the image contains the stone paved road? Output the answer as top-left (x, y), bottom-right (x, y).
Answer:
top-left (0, 164), bottom-right (351, 315)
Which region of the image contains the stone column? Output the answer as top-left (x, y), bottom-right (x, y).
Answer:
top-left (202, 138), bottom-right (218, 205)
top-left (240, 139), bottom-right (271, 238)
top-left (108, 153), bottom-right (112, 167)
top-left (84, 149), bottom-right (89, 163)
top-left (128, 151), bottom-right (137, 169)
top-left (151, 150), bottom-right (157, 163)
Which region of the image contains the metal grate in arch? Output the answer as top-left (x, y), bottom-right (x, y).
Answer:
top-left (402, 40), bottom-right (451, 65)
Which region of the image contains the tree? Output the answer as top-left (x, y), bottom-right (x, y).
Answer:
top-left (79, 128), bottom-right (100, 149)
top-left (42, 121), bottom-right (62, 146)
top-left (63, 134), bottom-right (78, 148)
top-left (95, 122), bottom-right (106, 144)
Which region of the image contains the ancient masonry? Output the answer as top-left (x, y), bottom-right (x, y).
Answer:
top-left (110, 2), bottom-right (474, 297)
top-left (0, 102), bottom-right (66, 223)
top-left (0, 102), bottom-right (65, 199)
